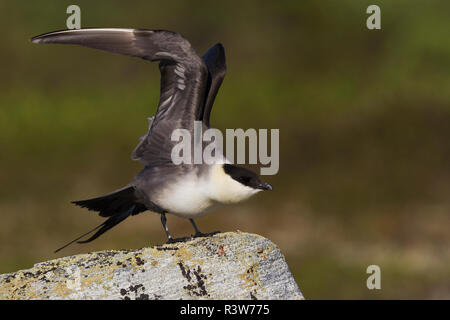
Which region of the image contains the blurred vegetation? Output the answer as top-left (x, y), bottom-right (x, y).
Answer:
top-left (1, 1), bottom-right (449, 299)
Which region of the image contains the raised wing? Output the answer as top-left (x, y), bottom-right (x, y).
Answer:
top-left (201, 43), bottom-right (226, 128)
top-left (132, 116), bottom-right (154, 161)
top-left (131, 43), bottom-right (227, 160)
top-left (31, 28), bottom-right (208, 166)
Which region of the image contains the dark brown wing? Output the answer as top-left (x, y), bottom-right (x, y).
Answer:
top-left (32, 28), bottom-right (208, 166)
top-left (201, 43), bottom-right (226, 128)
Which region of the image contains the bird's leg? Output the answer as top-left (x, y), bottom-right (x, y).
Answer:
top-left (190, 219), bottom-right (202, 237)
top-left (160, 213), bottom-right (174, 244)
top-left (190, 219), bottom-right (220, 238)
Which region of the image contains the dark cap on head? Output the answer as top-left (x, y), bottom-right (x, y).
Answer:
top-left (223, 164), bottom-right (272, 191)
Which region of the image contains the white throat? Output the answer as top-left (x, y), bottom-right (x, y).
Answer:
top-left (208, 164), bottom-right (261, 204)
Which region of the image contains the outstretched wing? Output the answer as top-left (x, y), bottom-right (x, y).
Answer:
top-left (201, 43), bottom-right (226, 128)
top-left (132, 116), bottom-right (154, 161)
top-left (31, 28), bottom-right (208, 166)
top-left (131, 43), bottom-right (227, 159)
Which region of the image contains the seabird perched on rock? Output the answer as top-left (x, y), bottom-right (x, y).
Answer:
top-left (31, 28), bottom-right (272, 252)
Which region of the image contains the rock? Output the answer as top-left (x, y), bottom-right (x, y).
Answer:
top-left (0, 232), bottom-right (303, 300)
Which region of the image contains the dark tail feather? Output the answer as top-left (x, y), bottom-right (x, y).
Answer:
top-left (54, 204), bottom-right (136, 253)
top-left (54, 186), bottom-right (147, 253)
top-left (72, 186), bottom-right (141, 217)
top-left (54, 222), bottom-right (104, 253)
top-left (77, 205), bottom-right (135, 244)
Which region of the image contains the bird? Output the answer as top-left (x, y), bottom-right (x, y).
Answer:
top-left (30, 28), bottom-right (273, 253)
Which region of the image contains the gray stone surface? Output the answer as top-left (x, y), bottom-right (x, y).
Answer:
top-left (0, 232), bottom-right (303, 300)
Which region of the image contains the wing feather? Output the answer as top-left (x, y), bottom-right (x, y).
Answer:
top-left (32, 28), bottom-right (208, 166)
top-left (201, 43), bottom-right (226, 128)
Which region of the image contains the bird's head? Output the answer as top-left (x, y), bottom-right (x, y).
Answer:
top-left (209, 164), bottom-right (272, 204)
top-left (223, 164), bottom-right (272, 191)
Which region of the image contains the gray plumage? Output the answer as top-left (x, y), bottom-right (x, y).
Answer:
top-left (31, 28), bottom-right (270, 252)
top-left (32, 28), bottom-right (223, 166)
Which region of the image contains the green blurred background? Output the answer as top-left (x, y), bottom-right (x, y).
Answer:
top-left (1, 1), bottom-right (449, 299)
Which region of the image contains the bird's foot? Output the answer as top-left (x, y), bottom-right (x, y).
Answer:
top-left (165, 238), bottom-right (176, 244)
top-left (165, 236), bottom-right (193, 244)
top-left (162, 232), bottom-right (220, 246)
top-left (193, 230), bottom-right (220, 238)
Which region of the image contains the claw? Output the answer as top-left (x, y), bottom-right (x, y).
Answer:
top-left (165, 237), bottom-right (176, 244)
top-left (193, 231), bottom-right (220, 238)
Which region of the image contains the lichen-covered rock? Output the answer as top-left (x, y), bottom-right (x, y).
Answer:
top-left (0, 232), bottom-right (303, 300)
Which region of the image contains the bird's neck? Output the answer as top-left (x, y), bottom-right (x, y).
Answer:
top-left (207, 164), bottom-right (260, 204)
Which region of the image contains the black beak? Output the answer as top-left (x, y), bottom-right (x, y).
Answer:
top-left (258, 182), bottom-right (273, 191)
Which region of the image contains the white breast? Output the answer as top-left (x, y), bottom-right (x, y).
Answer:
top-left (154, 170), bottom-right (218, 218)
top-left (154, 164), bottom-right (260, 219)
